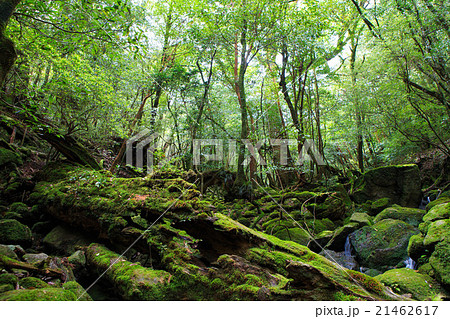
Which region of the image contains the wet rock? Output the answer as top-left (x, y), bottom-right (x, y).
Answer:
top-left (324, 223), bottom-right (359, 251)
top-left (369, 198), bottom-right (391, 215)
top-left (407, 234), bottom-right (427, 261)
top-left (349, 219), bottom-right (419, 271)
top-left (351, 164), bottom-right (421, 208)
top-left (0, 219), bottom-right (32, 247)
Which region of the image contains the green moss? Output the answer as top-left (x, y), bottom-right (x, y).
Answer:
top-left (0, 219), bottom-right (32, 246)
top-left (349, 219), bottom-right (419, 270)
top-left (0, 273), bottom-right (18, 286)
top-left (407, 233), bottom-right (427, 261)
top-left (370, 198), bottom-right (391, 215)
top-left (19, 277), bottom-right (50, 289)
top-left (423, 219), bottom-right (450, 247)
top-left (85, 243), bottom-right (171, 300)
top-left (349, 212), bottom-right (372, 226)
top-left (0, 287), bottom-right (77, 301)
top-left (429, 240), bottom-right (450, 288)
top-left (9, 202), bottom-right (28, 214)
top-left (334, 291), bottom-right (361, 301)
top-left (62, 281), bottom-right (93, 301)
top-left (0, 148), bottom-right (22, 167)
top-left (0, 284), bottom-right (14, 293)
top-left (373, 206), bottom-right (426, 227)
top-left (423, 203), bottom-right (450, 223)
top-left (375, 268), bottom-right (443, 300)
top-left (426, 198), bottom-right (450, 211)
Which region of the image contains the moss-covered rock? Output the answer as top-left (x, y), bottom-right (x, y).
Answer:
top-left (0, 244), bottom-right (18, 259)
top-left (43, 225), bottom-right (91, 255)
top-left (429, 240), bottom-right (450, 288)
top-left (0, 273), bottom-right (18, 286)
top-left (0, 284), bottom-right (14, 293)
top-left (0, 219), bottom-right (32, 246)
top-left (349, 212), bottom-right (372, 226)
top-left (375, 268), bottom-right (443, 300)
top-left (85, 243), bottom-right (171, 300)
top-left (351, 164), bottom-right (421, 208)
top-left (0, 287), bottom-right (78, 301)
top-left (23, 253), bottom-right (49, 266)
top-left (423, 219), bottom-right (450, 247)
top-left (370, 198), bottom-right (391, 215)
top-left (62, 281), bottom-right (93, 301)
top-left (426, 197), bottom-right (450, 212)
top-left (349, 219), bottom-right (419, 271)
top-left (407, 233), bottom-right (427, 261)
top-left (423, 203), bottom-right (450, 223)
top-left (19, 277), bottom-right (50, 289)
top-left (373, 206), bottom-right (426, 227)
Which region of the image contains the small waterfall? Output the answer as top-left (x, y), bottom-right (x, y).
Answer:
top-left (404, 257), bottom-right (416, 270)
top-left (344, 236), bottom-right (352, 257)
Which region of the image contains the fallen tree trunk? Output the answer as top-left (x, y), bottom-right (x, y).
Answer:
top-left (0, 254), bottom-right (66, 280)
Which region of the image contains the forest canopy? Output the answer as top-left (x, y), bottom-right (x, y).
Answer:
top-left (1, 0), bottom-right (449, 184)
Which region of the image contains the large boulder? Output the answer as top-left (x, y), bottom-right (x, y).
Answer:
top-left (0, 219), bottom-right (32, 247)
top-left (375, 268), bottom-right (444, 300)
top-left (429, 241), bottom-right (450, 289)
top-left (349, 219), bottom-right (419, 271)
top-left (351, 165), bottom-right (421, 208)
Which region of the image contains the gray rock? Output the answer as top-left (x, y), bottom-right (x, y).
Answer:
top-left (23, 253), bottom-right (49, 266)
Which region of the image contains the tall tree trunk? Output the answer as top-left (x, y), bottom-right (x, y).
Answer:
top-left (0, 0), bottom-right (21, 86)
top-left (235, 24), bottom-right (249, 186)
top-left (350, 30), bottom-right (364, 173)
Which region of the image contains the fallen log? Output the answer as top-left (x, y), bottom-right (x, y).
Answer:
top-left (0, 254), bottom-right (66, 281)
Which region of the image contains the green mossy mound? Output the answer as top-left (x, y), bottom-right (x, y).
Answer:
top-left (426, 198), bottom-right (450, 212)
top-left (373, 206), bottom-right (426, 227)
top-left (0, 287), bottom-right (77, 301)
top-left (19, 277), bottom-right (50, 289)
top-left (423, 219), bottom-right (450, 247)
top-left (375, 268), bottom-right (443, 300)
top-left (349, 219), bottom-right (419, 271)
top-left (0, 219), bottom-right (32, 247)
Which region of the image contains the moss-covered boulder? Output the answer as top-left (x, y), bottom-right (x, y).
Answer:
top-left (0, 147), bottom-right (22, 167)
top-left (349, 212), bottom-right (372, 226)
top-left (351, 164), bottom-right (421, 208)
top-left (423, 203), bottom-right (450, 223)
top-left (426, 197), bottom-right (450, 212)
top-left (373, 206), bottom-right (426, 227)
top-left (23, 253), bottom-right (49, 266)
top-left (0, 219), bottom-right (32, 247)
top-left (0, 286), bottom-right (77, 301)
top-left (19, 277), bottom-right (50, 289)
top-left (349, 219), bottom-right (419, 271)
top-left (407, 233), bottom-right (427, 261)
top-left (429, 240), bottom-right (450, 289)
top-left (43, 225), bottom-right (91, 255)
top-left (375, 268), bottom-right (443, 300)
top-left (370, 198), bottom-right (391, 215)
top-left (0, 244), bottom-right (18, 259)
top-left (423, 219), bottom-right (450, 247)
